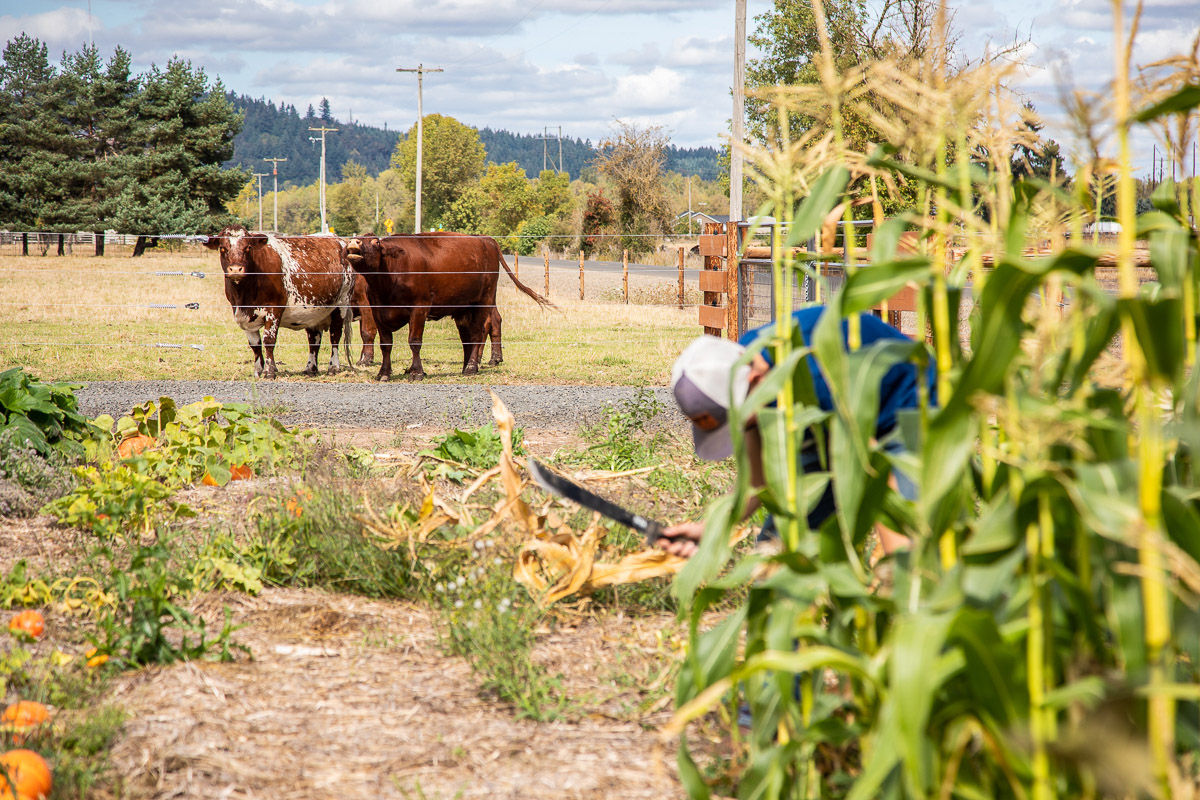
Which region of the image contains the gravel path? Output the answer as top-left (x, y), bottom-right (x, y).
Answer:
top-left (75, 380), bottom-right (687, 431)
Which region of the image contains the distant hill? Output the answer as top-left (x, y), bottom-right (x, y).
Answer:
top-left (225, 94), bottom-right (720, 184)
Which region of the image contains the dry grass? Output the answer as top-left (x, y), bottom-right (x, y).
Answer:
top-left (0, 250), bottom-right (701, 385)
top-left (107, 588), bottom-right (684, 800)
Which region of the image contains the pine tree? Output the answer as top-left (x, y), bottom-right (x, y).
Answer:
top-left (114, 57), bottom-right (246, 252)
top-left (319, 97), bottom-right (332, 124)
top-left (0, 34), bottom-right (63, 228)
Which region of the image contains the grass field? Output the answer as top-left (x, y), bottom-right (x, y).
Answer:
top-left (0, 249), bottom-right (703, 385)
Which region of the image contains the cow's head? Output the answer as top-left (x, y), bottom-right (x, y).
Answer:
top-left (204, 224), bottom-right (268, 284)
top-left (346, 235), bottom-right (382, 275)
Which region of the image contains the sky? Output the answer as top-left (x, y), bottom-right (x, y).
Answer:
top-left (1, 0), bottom-right (1198, 176)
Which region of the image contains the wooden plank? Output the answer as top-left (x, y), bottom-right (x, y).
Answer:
top-left (698, 234), bottom-right (727, 257)
top-left (726, 223), bottom-right (739, 339)
top-left (698, 304), bottom-right (726, 329)
top-left (882, 285), bottom-right (919, 312)
top-left (701, 222), bottom-right (723, 336)
top-left (698, 270), bottom-right (726, 293)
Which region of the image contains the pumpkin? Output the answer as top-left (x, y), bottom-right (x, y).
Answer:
top-left (84, 648), bottom-right (108, 669)
top-left (7, 612), bottom-right (43, 640)
top-left (116, 433), bottom-right (156, 459)
top-left (230, 464), bottom-right (253, 481)
top-left (1, 704), bottom-right (48, 745)
top-left (0, 749), bottom-right (52, 800)
top-left (201, 472), bottom-right (219, 486)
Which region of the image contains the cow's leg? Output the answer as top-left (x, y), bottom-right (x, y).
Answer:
top-left (327, 308), bottom-right (343, 374)
top-left (356, 308), bottom-right (376, 366)
top-left (376, 327), bottom-right (393, 382)
top-left (246, 329), bottom-right (265, 376)
top-left (303, 329), bottom-right (321, 376)
top-left (262, 315), bottom-right (280, 379)
top-left (405, 309), bottom-right (428, 380)
top-left (461, 309), bottom-right (487, 376)
top-left (487, 307), bottom-right (503, 366)
top-left (455, 316), bottom-right (473, 373)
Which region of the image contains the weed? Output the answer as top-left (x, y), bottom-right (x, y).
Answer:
top-left (0, 430), bottom-right (75, 517)
top-left (41, 462), bottom-right (190, 538)
top-left (90, 539), bottom-right (248, 667)
top-left (433, 550), bottom-right (570, 721)
top-left (423, 423), bottom-right (524, 480)
top-left (568, 387), bottom-right (665, 472)
top-left (250, 482), bottom-right (415, 598)
top-left (47, 705), bottom-right (127, 800)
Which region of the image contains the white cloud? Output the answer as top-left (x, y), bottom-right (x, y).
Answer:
top-left (0, 8), bottom-right (97, 51)
top-left (613, 66), bottom-right (685, 110)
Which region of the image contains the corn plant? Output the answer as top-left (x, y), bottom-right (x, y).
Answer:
top-left (668, 4), bottom-right (1200, 797)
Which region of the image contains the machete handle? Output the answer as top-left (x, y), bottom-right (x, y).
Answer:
top-left (642, 519), bottom-right (668, 546)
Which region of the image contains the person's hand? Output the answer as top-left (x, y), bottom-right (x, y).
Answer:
top-left (657, 520), bottom-right (705, 558)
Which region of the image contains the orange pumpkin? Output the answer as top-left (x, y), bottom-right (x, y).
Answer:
top-left (7, 612), bottom-right (43, 640)
top-left (230, 464), bottom-right (253, 481)
top-left (1, 704), bottom-right (48, 745)
top-left (201, 473), bottom-right (219, 486)
top-left (0, 749), bottom-right (52, 800)
top-left (116, 433), bottom-right (156, 459)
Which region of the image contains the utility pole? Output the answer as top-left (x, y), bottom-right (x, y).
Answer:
top-left (252, 172), bottom-right (267, 231)
top-left (308, 126), bottom-right (338, 234)
top-left (263, 157), bottom-right (287, 232)
top-left (397, 64), bottom-right (444, 233)
top-left (688, 177), bottom-right (693, 236)
top-left (730, 0), bottom-right (746, 223)
top-left (537, 126), bottom-right (564, 173)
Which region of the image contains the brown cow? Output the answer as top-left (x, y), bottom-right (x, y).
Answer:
top-left (346, 233), bottom-right (552, 381)
top-left (205, 225), bottom-right (354, 378)
top-left (351, 272), bottom-right (377, 366)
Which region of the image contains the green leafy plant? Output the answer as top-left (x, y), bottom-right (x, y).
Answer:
top-left (569, 387), bottom-right (665, 472)
top-left (40, 462), bottom-right (190, 537)
top-left (90, 540), bottom-right (247, 668)
top-left (0, 367), bottom-right (97, 458)
top-left (423, 423), bottom-right (524, 480)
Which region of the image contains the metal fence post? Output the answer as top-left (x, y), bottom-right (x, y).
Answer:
top-left (579, 250), bottom-right (584, 301)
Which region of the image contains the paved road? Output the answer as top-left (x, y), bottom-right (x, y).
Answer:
top-left (75, 380), bottom-right (687, 432)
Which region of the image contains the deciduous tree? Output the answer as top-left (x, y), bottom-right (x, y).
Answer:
top-left (390, 114), bottom-right (485, 227)
top-left (595, 121), bottom-right (670, 254)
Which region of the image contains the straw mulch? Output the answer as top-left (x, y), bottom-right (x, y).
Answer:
top-left (107, 587), bottom-right (683, 800)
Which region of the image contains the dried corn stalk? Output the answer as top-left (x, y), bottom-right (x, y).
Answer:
top-left (486, 391), bottom-right (690, 605)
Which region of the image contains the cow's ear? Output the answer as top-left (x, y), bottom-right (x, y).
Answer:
top-left (202, 235), bottom-right (221, 251)
top-left (245, 233), bottom-right (269, 248)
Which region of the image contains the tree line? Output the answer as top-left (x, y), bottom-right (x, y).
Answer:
top-left (230, 113), bottom-right (729, 257)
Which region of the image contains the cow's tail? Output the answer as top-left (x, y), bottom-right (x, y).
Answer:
top-left (498, 253), bottom-right (557, 309)
top-left (342, 305), bottom-right (353, 367)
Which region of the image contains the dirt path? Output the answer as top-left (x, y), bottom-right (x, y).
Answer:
top-left (107, 589), bottom-right (682, 799)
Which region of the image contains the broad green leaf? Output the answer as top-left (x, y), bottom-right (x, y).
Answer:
top-left (889, 612), bottom-right (955, 793)
top-left (676, 738), bottom-right (712, 800)
top-left (1135, 83), bottom-right (1200, 121)
top-left (840, 259), bottom-right (932, 316)
top-left (784, 166), bottom-right (850, 248)
top-left (1118, 296), bottom-right (1183, 384)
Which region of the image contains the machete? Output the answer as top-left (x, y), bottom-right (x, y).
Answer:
top-left (527, 458), bottom-right (669, 546)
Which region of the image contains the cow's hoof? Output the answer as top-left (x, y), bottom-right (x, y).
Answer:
top-left (462, 365), bottom-right (480, 376)
top-left (375, 372), bottom-right (391, 382)
top-left (487, 358), bottom-right (503, 367)
top-left (302, 367), bottom-right (318, 377)
top-left (357, 357), bottom-right (374, 367)
top-left (406, 371), bottom-right (426, 382)
top-left (328, 365), bottom-right (341, 375)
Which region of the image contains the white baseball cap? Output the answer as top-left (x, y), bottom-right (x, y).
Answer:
top-left (670, 335), bottom-right (751, 460)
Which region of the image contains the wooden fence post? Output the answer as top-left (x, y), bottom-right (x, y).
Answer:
top-left (543, 250), bottom-right (550, 298)
top-left (726, 222), bottom-right (739, 339)
top-left (94, 231), bottom-right (104, 257)
top-left (514, 253), bottom-right (519, 281)
top-left (57, 234), bottom-right (64, 256)
top-left (579, 251), bottom-right (584, 301)
top-left (700, 222), bottom-right (724, 337)
top-left (678, 247), bottom-right (685, 310)
top-left (21, 233), bottom-right (28, 256)
top-left (623, 250), bottom-right (629, 304)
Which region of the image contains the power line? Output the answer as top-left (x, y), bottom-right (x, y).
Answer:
top-left (263, 157), bottom-right (288, 232)
top-left (396, 65), bottom-right (444, 234)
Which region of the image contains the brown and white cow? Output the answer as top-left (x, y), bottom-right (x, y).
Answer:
top-left (346, 233), bottom-right (552, 381)
top-left (205, 225), bottom-right (354, 378)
